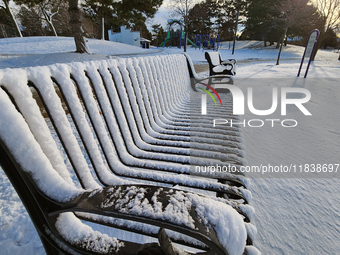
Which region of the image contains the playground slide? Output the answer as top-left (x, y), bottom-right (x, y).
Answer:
top-left (187, 38), bottom-right (196, 47)
top-left (160, 31), bottom-right (171, 47)
top-left (159, 33), bottom-right (196, 48)
top-left (160, 37), bottom-right (169, 47)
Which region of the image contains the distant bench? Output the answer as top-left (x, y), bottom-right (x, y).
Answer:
top-left (205, 51), bottom-right (237, 76)
top-left (0, 54), bottom-right (259, 255)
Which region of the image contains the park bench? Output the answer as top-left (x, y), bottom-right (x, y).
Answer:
top-left (0, 54), bottom-right (259, 255)
top-left (185, 53), bottom-right (234, 93)
top-left (205, 51), bottom-right (237, 76)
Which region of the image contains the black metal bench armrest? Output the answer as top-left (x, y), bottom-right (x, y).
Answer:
top-left (50, 185), bottom-right (247, 255)
top-left (193, 75), bottom-right (234, 84)
top-left (221, 59), bottom-right (237, 65)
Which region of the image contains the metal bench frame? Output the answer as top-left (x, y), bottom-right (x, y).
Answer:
top-left (205, 51), bottom-right (237, 76)
top-left (0, 54), bottom-right (257, 255)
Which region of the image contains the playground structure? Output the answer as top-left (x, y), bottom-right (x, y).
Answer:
top-left (195, 34), bottom-right (220, 51)
top-left (159, 19), bottom-right (220, 51)
top-left (159, 19), bottom-right (196, 48)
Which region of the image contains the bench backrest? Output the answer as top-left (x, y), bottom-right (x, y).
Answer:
top-left (1, 52), bottom-right (249, 193)
top-left (0, 54), bottom-right (192, 192)
top-left (207, 51), bottom-right (221, 66)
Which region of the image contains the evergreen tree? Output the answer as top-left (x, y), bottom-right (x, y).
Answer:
top-left (17, 5), bottom-right (45, 36)
top-left (186, 1), bottom-right (214, 35)
top-left (245, 0), bottom-right (320, 48)
top-left (0, 6), bottom-right (13, 27)
top-left (151, 23), bottom-right (164, 45)
top-left (83, 0), bottom-right (162, 40)
top-left (245, 0), bottom-right (278, 46)
top-left (211, 0), bottom-right (247, 41)
top-left (133, 20), bottom-right (152, 40)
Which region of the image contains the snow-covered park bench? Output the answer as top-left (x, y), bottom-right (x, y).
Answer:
top-left (205, 51), bottom-right (237, 76)
top-left (0, 54), bottom-right (258, 255)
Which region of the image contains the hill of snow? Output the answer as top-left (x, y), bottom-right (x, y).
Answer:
top-left (0, 36), bottom-right (156, 55)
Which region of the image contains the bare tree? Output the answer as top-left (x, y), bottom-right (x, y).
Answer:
top-left (39, 0), bottom-right (62, 36)
top-left (68, 0), bottom-right (90, 53)
top-left (14, 0), bottom-right (66, 36)
top-left (312, 0), bottom-right (340, 60)
top-left (337, 27), bottom-right (340, 60)
top-left (18, 5), bottom-right (45, 35)
top-left (275, 0), bottom-right (311, 65)
top-left (2, 0), bottom-right (23, 37)
top-left (18, 1), bottom-right (74, 36)
top-left (167, 0), bottom-right (201, 52)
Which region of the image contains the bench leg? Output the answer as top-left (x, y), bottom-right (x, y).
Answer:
top-left (41, 236), bottom-right (67, 255)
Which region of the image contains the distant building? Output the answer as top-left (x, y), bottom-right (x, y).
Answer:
top-left (108, 26), bottom-right (140, 47)
top-left (287, 36), bottom-right (303, 42)
top-left (140, 38), bottom-right (151, 48)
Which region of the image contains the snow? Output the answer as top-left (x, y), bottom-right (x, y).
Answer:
top-left (0, 36), bottom-right (156, 55)
top-left (55, 212), bottom-right (125, 253)
top-left (0, 36), bottom-right (340, 255)
top-left (98, 186), bottom-right (247, 255)
top-left (0, 75), bottom-right (83, 201)
top-left (187, 192), bottom-right (247, 255)
top-left (0, 36), bottom-right (162, 69)
top-left (245, 245), bottom-right (261, 255)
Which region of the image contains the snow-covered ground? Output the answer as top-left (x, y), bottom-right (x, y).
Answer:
top-left (0, 36), bottom-right (340, 255)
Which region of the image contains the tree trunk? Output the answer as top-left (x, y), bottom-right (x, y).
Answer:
top-left (276, 28), bottom-right (287, 65)
top-left (68, 0), bottom-right (89, 53)
top-left (263, 35), bottom-right (266, 47)
top-left (4, 0), bottom-right (22, 37)
top-left (232, 10), bottom-right (240, 54)
top-left (101, 17), bottom-right (105, 40)
top-left (47, 19), bottom-right (58, 37)
top-left (276, 39), bottom-right (280, 48)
